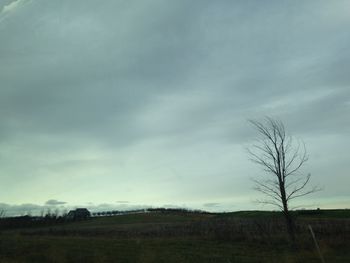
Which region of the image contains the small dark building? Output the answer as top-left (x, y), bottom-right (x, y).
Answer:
top-left (67, 208), bottom-right (91, 220)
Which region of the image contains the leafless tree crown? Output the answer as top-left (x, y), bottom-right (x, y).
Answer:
top-left (248, 117), bottom-right (320, 209)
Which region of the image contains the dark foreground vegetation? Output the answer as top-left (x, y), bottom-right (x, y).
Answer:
top-left (0, 209), bottom-right (349, 262)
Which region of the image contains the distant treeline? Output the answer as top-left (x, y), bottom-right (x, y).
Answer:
top-left (0, 214), bottom-right (69, 230)
top-left (0, 207), bottom-right (209, 230)
top-left (91, 208), bottom-right (210, 217)
top-left (1, 208), bottom-right (348, 231)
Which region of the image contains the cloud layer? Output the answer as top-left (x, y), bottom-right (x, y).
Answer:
top-left (0, 0), bottom-right (349, 213)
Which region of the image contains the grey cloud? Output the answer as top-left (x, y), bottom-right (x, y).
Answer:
top-left (0, 1), bottom-right (349, 210)
top-left (116, 201), bottom-right (129, 204)
top-left (0, 0), bottom-right (209, 148)
top-left (284, 88), bottom-right (350, 136)
top-left (45, 199), bottom-right (67, 206)
top-left (1, 0), bottom-right (349, 146)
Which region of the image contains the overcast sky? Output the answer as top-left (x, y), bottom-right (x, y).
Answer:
top-left (1, 0), bottom-right (349, 215)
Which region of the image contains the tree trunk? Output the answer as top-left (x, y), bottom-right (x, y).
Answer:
top-left (284, 209), bottom-right (296, 247)
top-left (280, 182), bottom-right (297, 247)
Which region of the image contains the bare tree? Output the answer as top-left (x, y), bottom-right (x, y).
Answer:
top-left (248, 117), bottom-right (320, 245)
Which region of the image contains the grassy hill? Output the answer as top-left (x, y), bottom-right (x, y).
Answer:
top-left (0, 209), bottom-right (349, 262)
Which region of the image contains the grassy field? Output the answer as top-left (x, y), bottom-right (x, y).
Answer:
top-left (0, 210), bottom-right (349, 262)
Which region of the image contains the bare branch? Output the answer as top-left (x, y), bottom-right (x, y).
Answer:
top-left (288, 185), bottom-right (323, 201)
top-left (285, 176), bottom-right (304, 190)
top-left (252, 178), bottom-right (281, 199)
top-left (248, 117), bottom-right (319, 211)
top-left (286, 174), bottom-right (322, 201)
top-left (247, 148), bottom-right (278, 175)
top-left (286, 154), bottom-right (308, 177)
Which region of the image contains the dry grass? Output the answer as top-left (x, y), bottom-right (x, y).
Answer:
top-left (0, 210), bottom-right (349, 262)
